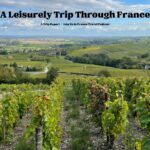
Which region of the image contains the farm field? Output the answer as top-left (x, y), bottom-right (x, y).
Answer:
top-left (0, 37), bottom-right (150, 150)
top-left (0, 54), bottom-right (150, 79)
top-left (70, 42), bottom-right (150, 59)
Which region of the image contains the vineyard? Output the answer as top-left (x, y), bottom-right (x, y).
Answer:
top-left (71, 77), bottom-right (150, 150)
top-left (0, 77), bottom-right (150, 150)
top-left (0, 28), bottom-right (150, 150)
top-left (0, 78), bottom-right (63, 150)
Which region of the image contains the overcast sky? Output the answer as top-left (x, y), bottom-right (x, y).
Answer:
top-left (1, 0), bottom-right (150, 37)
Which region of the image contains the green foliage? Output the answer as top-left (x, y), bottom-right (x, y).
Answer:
top-left (136, 95), bottom-right (150, 131)
top-left (124, 78), bottom-right (137, 101)
top-left (0, 85), bottom-right (37, 143)
top-left (0, 95), bottom-right (19, 142)
top-left (96, 78), bottom-right (125, 100)
top-left (72, 78), bottom-right (89, 104)
top-left (98, 69), bottom-right (111, 77)
top-left (15, 141), bottom-right (35, 150)
top-left (67, 53), bottom-right (138, 69)
top-left (0, 103), bottom-right (3, 141)
top-left (0, 66), bottom-right (16, 82)
top-left (71, 77), bottom-right (149, 149)
top-left (102, 98), bottom-right (128, 138)
top-left (141, 135), bottom-right (150, 150)
top-left (31, 78), bottom-right (63, 149)
top-left (13, 90), bottom-right (36, 118)
top-left (26, 66), bottom-right (42, 72)
top-left (67, 107), bottom-right (80, 120)
top-left (71, 77), bottom-right (131, 148)
top-left (140, 53), bottom-right (149, 58)
top-left (0, 78), bottom-right (64, 149)
top-left (70, 125), bottom-right (92, 150)
top-left (46, 67), bottom-right (59, 83)
top-left (0, 50), bottom-right (8, 55)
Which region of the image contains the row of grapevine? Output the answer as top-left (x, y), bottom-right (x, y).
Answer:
top-left (24, 78), bottom-right (64, 150)
top-left (0, 83), bottom-right (50, 92)
top-left (0, 87), bottom-right (37, 142)
top-left (72, 77), bottom-right (150, 149)
top-left (0, 78), bottom-right (64, 150)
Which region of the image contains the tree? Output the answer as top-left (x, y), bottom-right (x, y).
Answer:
top-left (0, 50), bottom-right (8, 55)
top-left (12, 62), bottom-right (18, 69)
top-left (98, 69), bottom-right (111, 77)
top-left (46, 58), bottom-right (51, 63)
top-left (46, 67), bottom-right (59, 83)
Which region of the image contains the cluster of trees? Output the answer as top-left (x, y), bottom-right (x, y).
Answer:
top-left (1, 63), bottom-right (43, 72)
top-left (30, 56), bottom-right (51, 63)
top-left (0, 50), bottom-right (8, 55)
top-left (0, 65), bottom-right (59, 84)
top-left (66, 53), bottom-right (138, 69)
top-left (138, 53), bottom-right (149, 59)
top-left (0, 65), bottom-right (29, 83)
top-left (0, 65), bottom-right (15, 83)
top-left (1, 62), bottom-right (18, 68)
top-left (26, 66), bottom-right (42, 72)
top-left (98, 69), bottom-right (111, 77)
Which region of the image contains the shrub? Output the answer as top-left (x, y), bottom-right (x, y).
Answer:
top-left (45, 67), bottom-right (59, 83)
top-left (98, 69), bottom-right (111, 77)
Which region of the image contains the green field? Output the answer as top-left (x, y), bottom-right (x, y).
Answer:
top-left (0, 55), bottom-right (47, 68)
top-left (0, 37), bottom-right (150, 80)
top-left (51, 57), bottom-right (150, 77)
top-left (70, 46), bottom-right (101, 56)
top-left (70, 42), bottom-right (150, 60)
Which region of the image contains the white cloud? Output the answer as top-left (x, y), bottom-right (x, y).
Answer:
top-left (15, 19), bottom-right (35, 27)
top-left (0, 26), bottom-right (8, 29)
top-left (1, 0), bottom-right (150, 12)
top-left (1, 0), bottom-right (150, 35)
top-left (93, 21), bottom-right (150, 32)
top-left (0, 19), bottom-right (37, 29)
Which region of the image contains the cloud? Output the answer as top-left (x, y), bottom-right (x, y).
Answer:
top-left (0, 0), bottom-right (150, 36)
top-left (0, 19), bottom-right (37, 29)
top-left (0, 0), bottom-right (26, 8)
top-left (14, 19), bottom-right (36, 27)
top-left (93, 21), bottom-right (150, 32)
top-left (1, 0), bottom-right (150, 12)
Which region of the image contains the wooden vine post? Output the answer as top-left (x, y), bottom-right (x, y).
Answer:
top-left (34, 96), bottom-right (44, 150)
top-left (35, 126), bottom-right (43, 150)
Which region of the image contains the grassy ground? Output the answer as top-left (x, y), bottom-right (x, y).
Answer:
top-left (0, 55), bottom-right (47, 68)
top-left (69, 42), bottom-right (150, 60)
top-left (61, 87), bottom-right (93, 150)
top-left (1, 54), bottom-right (149, 79)
top-left (70, 46), bottom-right (101, 56)
top-left (52, 57), bottom-right (150, 78)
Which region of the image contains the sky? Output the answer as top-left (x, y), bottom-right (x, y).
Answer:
top-left (1, 0), bottom-right (150, 37)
